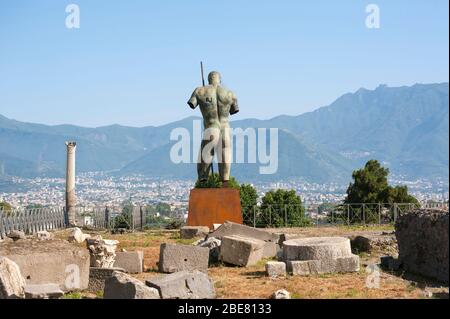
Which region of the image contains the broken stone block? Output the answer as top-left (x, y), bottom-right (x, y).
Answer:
top-left (86, 236), bottom-right (119, 268)
top-left (180, 226), bottom-right (209, 239)
top-left (209, 221), bottom-right (279, 258)
top-left (334, 255), bottom-right (360, 273)
top-left (0, 240), bottom-right (90, 292)
top-left (7, 230), bottom-right (26, 241)
top-left (395, 209), bottom-right (449, 283)
top-left (24, 283), bottom-right (64, 299)
top-left (197, 237), bottom-right (221, 264)
top-left (146, 270), bottom-right (215, 299)
top-left (380, 256), bottom-right (401, 271)
top-left (36, 231), bottom-right (54, 241)
top-left (350, 234), bottom-right (397, 254)
top-left (0, 257), bottom-right (26, 299)
top-left (113, 251), bottom-right (144, 274)
top-left (265, 261), bottom-right (286, 278)
top-left (220, 235), bottom-right (265, 267)
top-left (159, 243), bottom-right (209, 273)
top-left (104, 271), bottom-right (160, 299)
top-left (67, 227), bottom-right (90, 243)
top-left (213, 224), bottom-right (222, 231)
top-left (276, 249), bottom-right (284, 261)
top-left (287, 255), bottom-right (359, 275)
top-left (287, 260), bottom-right (320, 276)
top-left (88, 267), bottom-right (125, 293)
top-left (278, 233), bottom-right (304, 246)
top-left (283, 237), bottom-right (353, 262)
top-left (272, 289), bottom-right (291, 299)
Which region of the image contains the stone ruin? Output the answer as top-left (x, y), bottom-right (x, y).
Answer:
top-left (0, 236), bottom-right (90, 293)
top-left (6, 213), bottom-right (446, 299)
top-left (86, 236), bottom-right (119, 268)
top-left (395, 209), bottom-right (449, 283)
top-left (181, 223), bottom-right (360, 279)
top-left (282, 237), bottom-right (360, 276)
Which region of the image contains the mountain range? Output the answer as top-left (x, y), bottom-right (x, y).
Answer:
top-left (0, 82), bottom-right (448, 184)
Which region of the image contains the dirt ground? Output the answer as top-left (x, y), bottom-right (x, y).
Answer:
top-left (77, 226), bottom-right (448, 299)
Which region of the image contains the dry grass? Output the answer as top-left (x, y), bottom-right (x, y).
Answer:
top-left (61, 226), bottom-right (446, 299)
top-left (267, 224), bottom-right (395, 237)
top-left (207, 264), bottom-right (423, 299)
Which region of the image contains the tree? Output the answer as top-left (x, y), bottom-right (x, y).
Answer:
top-left (260, 189), bottom-right (311, 227)
top-left (240, 184), bottom-right (258, 226)
top-left (155, 202), bottom-right (171, 216)
top-left (121, 200), bottom-right (134, 215)
top-left (385, 185), bottom-right (419, 205)
top-left (240, 184), bottom-right (258, 208)
top-left (0, 201), bottom-right (13, 212)
top-left (195, 173), bottom-right (239, 189)
top-left (344, 160), bottom-right (418, 224)
top-left (345, 160), bottom-right (390, 204)
top-left (26, 204), bottom-right (44, 210)
top-left (344, 160), bottom-right (418, 204)
top-left (317, 202), bottom-right (336, 214)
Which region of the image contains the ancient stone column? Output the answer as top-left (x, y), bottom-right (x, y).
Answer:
top-left (65, 141), bottom-right (77, 226)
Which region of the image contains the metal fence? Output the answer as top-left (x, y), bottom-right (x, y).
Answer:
top-left (74, 205), bottom-right (186, 231)
top-left (1, 202), bottom-right (447, 238)
top-left (0, 207), bottom-right (66, 239)
top-left (242, 203), bottom-right (423, 228)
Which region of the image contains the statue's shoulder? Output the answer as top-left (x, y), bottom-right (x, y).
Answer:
top-left (218, 86), bottom-right (237, 99)
top-left (194, 86), bottom-right (212, 96)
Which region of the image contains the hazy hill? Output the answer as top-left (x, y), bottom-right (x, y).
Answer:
top-left (0, 83), bottom-right (448, 182)
top-left (120, 129), bottom-right (354, 183)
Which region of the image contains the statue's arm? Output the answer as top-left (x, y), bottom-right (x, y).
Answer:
top-left (187, 89), bottom-right (199, 109)
top-left (230, 92), bottom-right (239, 115)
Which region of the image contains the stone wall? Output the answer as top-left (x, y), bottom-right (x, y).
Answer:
top-left (395, 209), bottom-right (449, 283)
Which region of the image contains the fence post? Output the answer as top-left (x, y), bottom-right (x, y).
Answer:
top-left (347, 205), bottom-right (350, 225)
top-left (140, 206), bottom-right (144, 230)
top-left (362, 204), bottom-right (366, 225)
top-left (63, 207), bottom-right (69, 228)
top-left (269, 206), bottom-right (272, 227)
top-left (105, 207), bottom-right (110, 229)
top-left (253, 205), bottom-right (256, 228)
top-left (131, 207), bottom-right (135, 231)
top-left (284, 205), bottom-right (288, 227)
top-left (316, 207), bottom-right (319, 227)
top-left (393, 203), bottom-right (398, 224)
top-left (378, 203), bottom-right (381, 225)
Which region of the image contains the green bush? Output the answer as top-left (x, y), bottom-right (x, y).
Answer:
top-left (195, 173), bottom-right (239, 189)
top-left (260, 189), bottom-right (312, 227)
top-left (112, 213), bottom-right (132, 230)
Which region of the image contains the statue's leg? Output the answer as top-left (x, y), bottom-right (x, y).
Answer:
top-left (197, 139), bottom-right (211, 182)
top-left (218, 126), bottom-right (231, 185)
top-left (199, 127), bottom-right (220, 181)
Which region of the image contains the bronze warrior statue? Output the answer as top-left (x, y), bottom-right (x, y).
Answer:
top-left (188, 71), bottom-right (239, 187)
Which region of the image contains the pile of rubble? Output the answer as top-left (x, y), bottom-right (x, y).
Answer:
top-left (1, 221), bottom-right (372, 300)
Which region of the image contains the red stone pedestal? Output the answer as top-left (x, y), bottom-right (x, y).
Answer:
top-left (187, 188), bottom-right (243, 229)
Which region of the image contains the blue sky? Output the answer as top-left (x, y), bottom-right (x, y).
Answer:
top-left (0, 0), bottom-right (448, 127)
